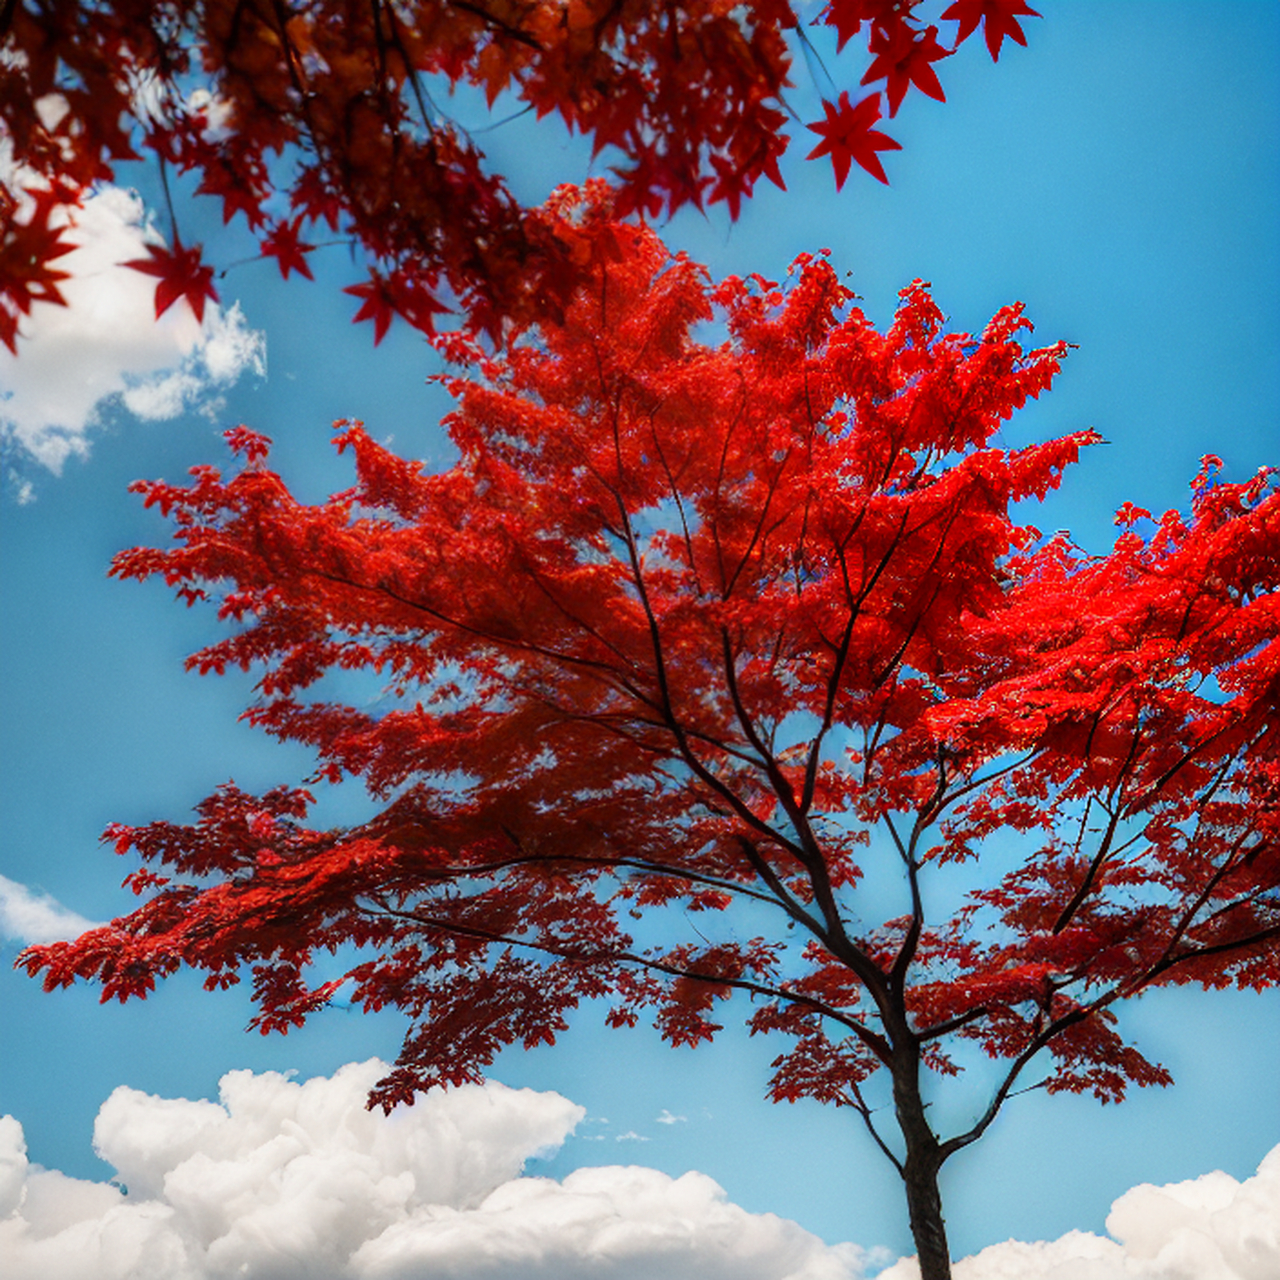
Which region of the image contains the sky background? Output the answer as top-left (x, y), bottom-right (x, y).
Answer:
top-left (1, 3), bottom-right (1278, 1276)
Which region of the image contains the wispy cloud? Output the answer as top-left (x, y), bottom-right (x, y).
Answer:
top-left (656, 1109), bottom-right (688, 1125)
top-left (0, 875), bottom-right (98, 946)
top-left (0, 1060), bottom-right (874, 1279)
top-left (0, 183), bottom-right (265, 480)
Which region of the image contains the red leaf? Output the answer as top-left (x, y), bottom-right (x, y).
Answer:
top-left (861, 23), bottom-right (951, 116)
top-left (290, 167), bottom-right (344, 233)
top-left (0, 308), bottom-right (18, 355)
top-left (708, 156), bottom-right (754, 222)
top-left (822, 1), bottom-right (912, 54)
top-left (260, 217), bottom-right (316, 281)
top-left (1114, 502), bottom-right (1153, 528)
top-left (224, 426), bottom-right (273, 463)
top-left (388, 272), bottom-right (452, 337)
top-left (194, 159), bottom-right (269, 230)
top-left (942, 0), bottom-right (1040, 61)
top-left (344, 274), bottom-right (398, 345)
top-left (610, 145), bottom-right (696, 221)
top-left (749, 124), bottom-right (790, 195)
top-left (344, 270), bottom-right (452, 344)
top-left (123, 239), bottom-right (220, 322)
top-left (0, 187), bottom-right (78, 350)
top-left (806, 92), bottom-right (902, 189)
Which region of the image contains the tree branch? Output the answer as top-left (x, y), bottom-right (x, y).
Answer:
top-left (368, 900), bottom-right (893, 1060)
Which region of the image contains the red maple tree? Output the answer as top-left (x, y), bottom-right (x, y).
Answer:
top-left (21, 197), bottom-right (1280, 1279)
top-left (0, 0), bottom-right (1037, 349)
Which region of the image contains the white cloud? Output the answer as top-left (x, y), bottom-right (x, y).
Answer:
top-left (0, 875), bottom-right (99, 946)
top-left (351, 1165), bottom-right (869, 1280)
top-left (656, 1110), bottom-right (687, 1125)
top-left (879, 1147), bottom-right (1280, 1280)
top-left (0, 183), bottom-right (265, 474)
top-left (0, 1060), bottom-right (876, 1280)
top-left (8, 1055), bottom-right (1274, 1280)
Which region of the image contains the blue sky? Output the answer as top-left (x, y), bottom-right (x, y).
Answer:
top-left (1, 3), bottom-right (1278, 1275)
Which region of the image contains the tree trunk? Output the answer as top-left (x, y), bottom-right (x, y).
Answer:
top-left (903, 1145), bottom-right (951, 1280)
top-left (892, 1057), bottom-right (953, 1280)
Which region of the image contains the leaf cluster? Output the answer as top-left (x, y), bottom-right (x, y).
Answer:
top-left (22, 198), bottom-right (1277, 1132)
top-left (2, 0), bottom-right (1034, 343)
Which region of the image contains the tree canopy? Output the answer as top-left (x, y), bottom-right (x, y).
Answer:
top-left (1, 0), bottom-right (1038, 349)
top-left (21, 198), bottom-right (1280, 1278)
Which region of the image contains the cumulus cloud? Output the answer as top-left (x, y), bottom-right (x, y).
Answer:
top-left (879, 1148), bottom-right (1280, 1280)
top-left (0, 1060), bottom-right (875, 1280)
top-left (0, 183), bottom-right (265, 475)
top-left (0, 875), bottom-right (99, 946)
top-left (6, 1057), bottom-right (1275, 1280)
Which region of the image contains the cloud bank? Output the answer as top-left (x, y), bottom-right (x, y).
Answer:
top-left (0, 875), bottom-right (99, 946)
top-left (0, 1060), bottom-right (872, 1280)
top-left (3, 1057), bottom-right (1275, 1280)
top-left (878, 1149), bottom-right (1280, 1280)
top-left (0, 183), bottom-right (265, 478)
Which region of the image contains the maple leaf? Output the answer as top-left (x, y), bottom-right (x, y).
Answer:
top-left (747, 116), bottom-right (791, 194)
top-left (123, 238), bottom-right (219, 322)
top-left (942, 0), bottom-right (1041, 60)
top-left (345, 273), bottom-right (398, 344)
top-left (861, 23), bottom-right (951, 116)
top-left (173, 130), bottom-right (272, 233)
top-left (806, 92), bottom-right (902, 189)
top-left (344, 269), bottom-right (451, 344)
top-left (609, 167), bottom-right (667, 221)
top-left (259, 217), bottom-right (316, 281)
top-left (823, 1), bottom-right (920, 54)
top-left (0, 188), bottom-right (77, 351)
top-left (708, 156), bottom-right (755, 222)
top-left (708, 134), bottom-right (790, 220)
top-left (290, 168), bottom-right (344, 233)
top-left (199, 171), bottom-right (270, 231)
top-left (387, 271), bottom-right (452, 337)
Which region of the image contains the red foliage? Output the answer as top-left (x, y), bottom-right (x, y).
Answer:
top-left (258, 216), bottom-right (316, 282)
top-left (122, 237), bottom-right (220, 321)
top-left (861, 22), bottom-right (951, 116)
top-left (941, 0), bottom-right (1040, 61)
top-left (0, 184), bottom-right (76, 352)
top-left (806, 91), bottom-right (902, 187)
top-left (1, 0), bottom-right (1037, 345)
top-left (21, 207), bottom-right (1279, 1164)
